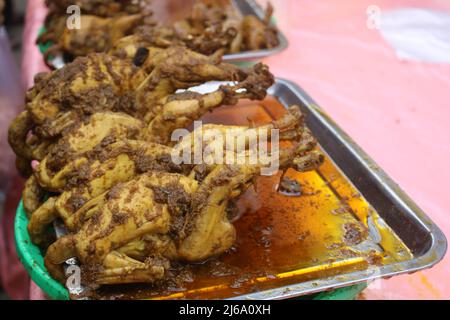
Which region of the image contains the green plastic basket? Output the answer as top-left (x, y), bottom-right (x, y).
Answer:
top-left (15, 200), bottom-right (69, 300)
top-left (15, 200), bottom-right (366, 300)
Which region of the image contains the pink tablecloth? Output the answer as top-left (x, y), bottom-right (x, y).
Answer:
top-left (9, 0), bottom-right (450, 299)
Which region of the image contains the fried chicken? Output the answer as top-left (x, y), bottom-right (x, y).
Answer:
top-left (40, 0), bottom-right (280, 63)
top-left (27, 106), bottom-right (305, 244)
top-left (8, 36), bottom-right (324, 290)
top-left (43, 132), bottom-right (323, 284)
top-left (113, 1), bottom-right (279, 58)
top-left (9, 48), bottom-right (267, 176)
top-left (38, 0), bottom-right (153, 62)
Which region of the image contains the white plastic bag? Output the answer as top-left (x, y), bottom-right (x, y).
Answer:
top-left (379, 8), bottom-right (450, 63)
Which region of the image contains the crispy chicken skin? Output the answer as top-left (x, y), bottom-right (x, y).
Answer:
top-left (44, 171), bottom-right (196, 283)
top-left (44, 131), bottom-right (323, 284)
top-left (43, 14), bottom-right (146, 62)
top-left (8, 53), bottom-right (146, 174)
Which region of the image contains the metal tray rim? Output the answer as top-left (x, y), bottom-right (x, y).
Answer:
top-left (231, 78), bottom-right (447, 300)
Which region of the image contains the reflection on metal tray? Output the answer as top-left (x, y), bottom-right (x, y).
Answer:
top-left (42, 0), bottom-right (288, 69)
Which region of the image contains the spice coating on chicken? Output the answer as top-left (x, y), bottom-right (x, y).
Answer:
top-left (8, 39), bottom-right (325, 291)
top-left (44, 129), bottom-right (323, 285)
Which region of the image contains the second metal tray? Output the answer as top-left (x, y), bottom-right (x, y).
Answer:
top-left (41, 0), bottom-right (288, 69)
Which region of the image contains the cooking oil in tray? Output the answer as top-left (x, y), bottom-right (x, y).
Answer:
top-left (95, 98), bottom-right (412, 300)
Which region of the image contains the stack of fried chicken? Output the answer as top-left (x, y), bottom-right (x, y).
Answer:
top-left (9, 44), bottom-right (323, 288)
top-left (9, 0), bottom-right (322, 292)
top-left (38, 0), bottom-right (279, 65)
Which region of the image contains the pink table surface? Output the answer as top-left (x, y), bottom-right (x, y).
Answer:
top-left (12, 0), bottom-right (450, 299)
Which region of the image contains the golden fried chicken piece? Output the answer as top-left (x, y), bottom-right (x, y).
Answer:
top-left (27, 89), bottom-right (229, 180)
top-left (125, 23), bottom-right (237, 58)
top-left (34, 99), bottom-right (294, 199)
top-left (28, 105), bottom-right (303, 245)
top-left (8, 54), bottom-right (146, 174)
top-left (40, 0), bottom-right (279, 62)
top-left (241, 4), bottom-right (279, 51)
top-left (108, 0), bottom-right (237, 58)
top-left (10, 47), bottom-right (248, 174)
top-left (38, 112), bottom-right (144, 179)
top-left (27, 143), bottom-right (193, 244)
top-left (26, 53), bottom-right (146, 132)
top-left (111, 43), bottom-right (241, 87)
top-left (28, 140), bottom-right (181, 245)
top-left (134, 48), bottom-right (246, 119)
top-left (42, 14), bottom-right (145, 59)
top-left (112, 0), bottom-right (279, 57)
top-left (179, 149), bottom-right (324, 261)
top-left (43, 128), bottom-right (323, 284)
top-left (31, 112), bottom-right (143, 178)
top-left (22, 46), bottom-right (242, 130)
top-left (44, 171), bottom-right (197, 282)
top-left (19, 112), bottom-right (144, 216)
top-left (38, 1), bottom-right (152, 64)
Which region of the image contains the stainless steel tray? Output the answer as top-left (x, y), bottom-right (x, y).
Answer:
top-left (49, 79), bottom-right (446, 300)
top-left (44, 0), bottom-right (288, 69)
top-left (232, 78), bottom-right (447, 299)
